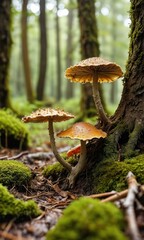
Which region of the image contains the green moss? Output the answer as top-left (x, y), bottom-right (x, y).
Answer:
top-left (0, 160), bottom-right (32, 188)
top-left (43, 157), bottom-right (77, 179)
top-left (0, 109), bottom-right (29, 149)
top-left (46, 197), bottom-right (127, 240)
top-left (0, 184), bottom-right (41, 222)
top-left (92, 154), bottom-right (144, 193)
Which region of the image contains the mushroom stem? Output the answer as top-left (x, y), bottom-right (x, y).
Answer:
top-left (48, 120), bottom-right (72, 172)
top-left (92, 79), bottom-right (112, 124)
top-left (68, 140), bottom-right (87, 186)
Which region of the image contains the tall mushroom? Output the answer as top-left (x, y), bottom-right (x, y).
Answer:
top-left (22, 108), bottom-right (75, 172)
top-left (57, 122), bottom-right (107, 186)
top-left (65, 57), bottom-right (123, 124)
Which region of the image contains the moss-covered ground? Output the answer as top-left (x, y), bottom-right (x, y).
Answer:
top-left (43, 155), bottom-right (78, 180)
top-left (91, 154), bottom-right (144, 193)
top-left (46, 197), bottom-right (127, 240)
top-left (0, 109), bottom-right (29, 149)
top-left (0, 183), bottom-right (41, 222)
top-left (0, 160), bottom-right (32, 188)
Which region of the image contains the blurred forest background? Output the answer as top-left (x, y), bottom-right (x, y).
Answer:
top-left (9, 0), bottom-right (130, 115)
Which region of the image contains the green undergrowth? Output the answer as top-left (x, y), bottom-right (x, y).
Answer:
top-left (0, 160), bottom-right (32, 188)
top-left (0, 184), bottom-right (41, 222)
top-left (0, 109), bottom-right (29, 149)
top-left (43, 155), bottom-right (78, 179)
top-left (92, 154), bottom-right (144, 193)
top-left (13, 97), bottom-right (54, 116)
top-left (46, 197), bottom-right (127, 240)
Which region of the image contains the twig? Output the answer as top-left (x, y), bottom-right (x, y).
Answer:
top-left (4, 219), bottom-right (15, 233)
top-left (0, 155), bottom-right (8, 160)
top-left (101, 189), bottom-right (128, 203)
top-left (0, 230), bottom-right (30, 240)
top-left (23, 191), bottom-right (53, 200)
top-left (124, 171), bottom-right (142, 240)
top-left (101, 185), bottom-right (144, 203)
top-left (8, 151), bottom-right (29, 160)
top-left (22, 146), bottom-right (71, 162)
top-left (87, 191), bottom-right (116, 199)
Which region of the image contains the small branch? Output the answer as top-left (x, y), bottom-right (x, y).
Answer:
top-left (87, 191), bottom-right (116, 199)
top-left (0, 230), bottom-right (29, 240)
top-left (0, 155), bottom-right (8, 160)
top-left (0, 151), bottom-right (28, 160)
top-left (101, 189), bottom-right (128, 203)
top-left (8, 151), bottom-right (29, 160)
top-left (124, 172), bottom-right (142, 240)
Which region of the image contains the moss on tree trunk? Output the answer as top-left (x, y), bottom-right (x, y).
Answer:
top-left (0, 0), bottom-right (12, 108)
top-left (107, 0), bottom-right (144, 156)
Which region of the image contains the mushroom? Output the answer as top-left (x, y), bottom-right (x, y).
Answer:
top-left (67, 144), bottom-right (81, 158)
top-left (57, 122), bottom-right (107, 186)
top-left (65, 57), bottom-right (123, 124)
top-left (22, 108), bottom-right (75, 172)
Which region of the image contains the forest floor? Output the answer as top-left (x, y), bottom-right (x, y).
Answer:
top-left (0, 142), bottom-right (80, 240)
top-left (0, 128), bottom-right (144, 240)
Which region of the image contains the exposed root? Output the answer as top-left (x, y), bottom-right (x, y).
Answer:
top-left (125, 119), bottom-right (143, 158)
top-left (103, 119), bottom-right (144, 161)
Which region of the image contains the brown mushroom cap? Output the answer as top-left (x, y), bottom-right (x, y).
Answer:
top-left (22, 108), bottom-right (75, 123)
top-left (57, 122), bottom-right (107, 141)
top-left (65, 57), bottom-right (123, 84)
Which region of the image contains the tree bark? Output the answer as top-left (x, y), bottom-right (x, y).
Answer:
top-left (102, 0), bottom-right (144, 158)
top-left (21, 0), bottom-right (34, 103)
top-left (0, 0), bottom-right (12, 108)
top-left (114, 0), bottom-right (144, 125)
top-left (36, 0), bottom-right (47, 101)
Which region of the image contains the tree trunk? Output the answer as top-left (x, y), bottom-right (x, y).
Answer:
top-left (113, 0), bottom-right (144, 123)
top-left (56, 0), bottom-right (62, 101)
top-left (21, 0), bottom-right (34, 103)
top-left (65, 1), bottom-right (74, 99)
top-left (36, 0), bottom-right (47, 101)
top-left (108, 0), bottom-right (144, 156)
top-left (74, 0), bottom-right (144, 193)
top-left (0, 0), bottom-right (12, 108)
top-left (77, 0), bottom-right (106, 118)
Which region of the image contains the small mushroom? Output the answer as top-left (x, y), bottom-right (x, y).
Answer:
top-left (57, 122), bottom-right (107, 186)
top-left (22, 108), bottom-right (75, 172)
top-left (67, 144), bottom-right (81, 157)
top-left (65, 57), bottom-right (123, 124)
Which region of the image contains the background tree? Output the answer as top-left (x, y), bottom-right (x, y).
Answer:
top-left (36, 0), bottom-right (47, 101)
top-left (0, 0), bottom-right (12, 108)
top-left (21, 0), bottom-right (34, 103)
top-left (77, 0), bottom-right (105, 118)
top-left (56, 0), bottom-right (62, 101)
top-left (109, 1), bottom-right (118, 104)
top-left (65, 0), bottom-right (75, 99)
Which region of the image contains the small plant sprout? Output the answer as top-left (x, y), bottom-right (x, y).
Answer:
top-left (22, 108), bottom-right (75, 172)
top-left (65, 57), bottom-right (123, 125)
top-left (57, 122), bottom-right (107, 186)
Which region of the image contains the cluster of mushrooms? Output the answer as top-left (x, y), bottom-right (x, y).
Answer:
top-left (22, 57), bottom-right (123, 186)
